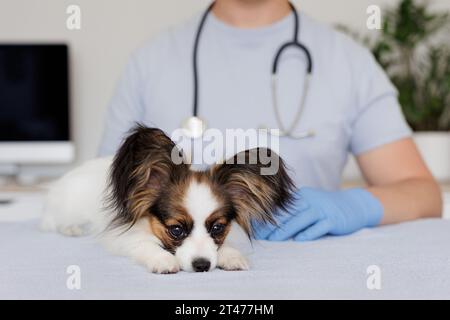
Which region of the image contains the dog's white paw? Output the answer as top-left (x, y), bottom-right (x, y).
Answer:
top-left (58, 225), bottom-right (84, 237)
top-left (217, 247), bottom-right (249, 271)
top-left (145, 251), bottom-right (180, 274)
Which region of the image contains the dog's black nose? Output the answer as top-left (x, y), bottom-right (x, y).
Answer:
top-left (192, 258), bottom-right (211, 272)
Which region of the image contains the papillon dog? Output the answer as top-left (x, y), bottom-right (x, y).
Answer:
top-left (41, 125), bottom-right (294, 273)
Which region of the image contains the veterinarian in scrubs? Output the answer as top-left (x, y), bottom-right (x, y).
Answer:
top-left (99, 0), bottom-right (442, 241)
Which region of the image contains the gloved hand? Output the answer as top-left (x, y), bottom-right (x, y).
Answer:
top-left (253, 187), bottom-right (383, 241)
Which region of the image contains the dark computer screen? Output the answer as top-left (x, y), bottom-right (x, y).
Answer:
top-left (0, 44), bottom-right (70, 141)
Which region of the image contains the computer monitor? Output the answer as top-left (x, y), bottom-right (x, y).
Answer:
top-left (0, 44), bottom-right (74, 164)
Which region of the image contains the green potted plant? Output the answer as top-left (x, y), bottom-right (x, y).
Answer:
top-left (342, 0), bottom-right (450, 181)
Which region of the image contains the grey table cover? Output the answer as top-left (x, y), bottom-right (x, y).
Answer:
top-left (1, 219), bottom-right (449, 299)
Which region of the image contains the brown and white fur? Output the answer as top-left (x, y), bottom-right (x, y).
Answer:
top-left (41, 125), bottom-right (294, 273)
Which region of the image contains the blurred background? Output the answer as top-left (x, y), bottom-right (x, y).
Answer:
top-left (0, 0), bottom-right (449, 188)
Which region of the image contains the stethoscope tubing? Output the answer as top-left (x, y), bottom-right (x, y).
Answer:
top-left (192, 2), bottom-right (215, 118)
top-left (189, 1), bottom-right (314, 139)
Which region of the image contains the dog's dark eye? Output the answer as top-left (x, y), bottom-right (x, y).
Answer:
top-left (168, 225), bottom-right (185, 239)
top-left (211, 223), bottom-right (225, 236)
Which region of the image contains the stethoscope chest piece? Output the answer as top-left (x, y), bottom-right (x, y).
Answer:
top-left (182, 116), bottom-right (207, 139)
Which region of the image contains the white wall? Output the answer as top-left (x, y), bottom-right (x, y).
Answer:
top-left (1, 0), bottom-right (449, 164)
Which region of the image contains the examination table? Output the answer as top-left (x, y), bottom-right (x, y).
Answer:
top-left (1, 215), bottom-right (449, 299)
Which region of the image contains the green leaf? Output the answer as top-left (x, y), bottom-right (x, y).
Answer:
top-left (337, 0), bottom-right (450, 131)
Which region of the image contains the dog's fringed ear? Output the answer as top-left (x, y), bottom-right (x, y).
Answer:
top-left (210, 148), bottom-right (295, 237)
top-left (107, 124), bottom-right (188, 229)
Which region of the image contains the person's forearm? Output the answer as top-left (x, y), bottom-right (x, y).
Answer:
top-left (367, 177), bottom-right (442, 225)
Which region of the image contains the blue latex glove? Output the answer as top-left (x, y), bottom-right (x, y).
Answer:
top-left (253, 187), bottom-right (383, 242)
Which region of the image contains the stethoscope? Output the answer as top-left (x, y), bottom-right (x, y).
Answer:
top-left (182, 1), bottom-right (315, 139)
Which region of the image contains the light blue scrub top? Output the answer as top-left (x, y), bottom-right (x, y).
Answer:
top-left (98, 12), bottom-right (411, 190)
